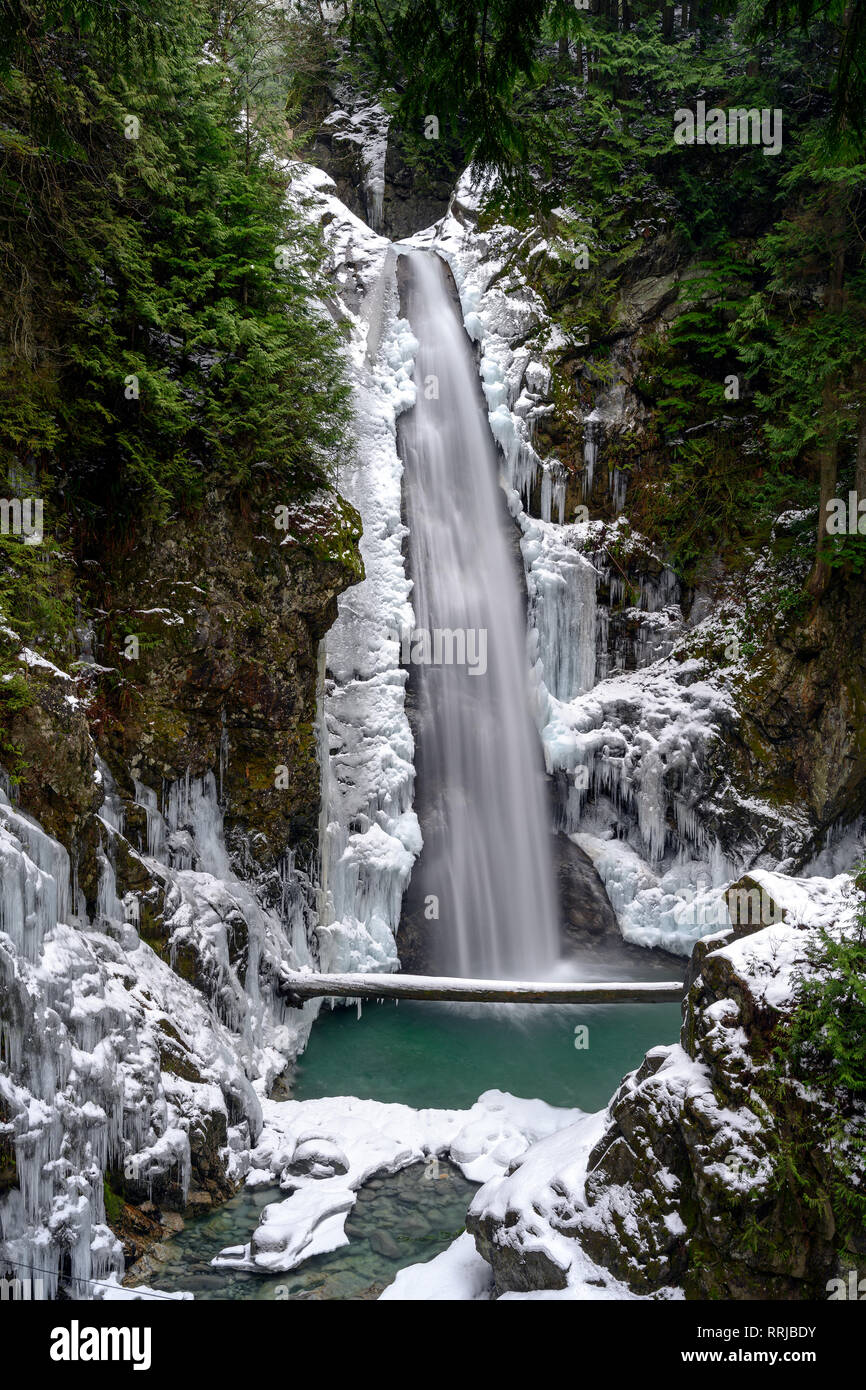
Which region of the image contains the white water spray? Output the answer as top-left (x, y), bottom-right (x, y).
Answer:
top-left (398, 248), bottom-right (559, 978)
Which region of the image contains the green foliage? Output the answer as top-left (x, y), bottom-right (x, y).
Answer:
top-left (731, 135), bottom-right (866, 463)
top-left (774, 865), bottom-right (866, 1234)
top-left (0, 0), bottom-right (352, 528)
top-left (636, 432), bottom-right (761, 579)
top-left (823, 532), bottom-right (866, 575)
top-left (0, 498), bottom-right (77, 778)
top-left (0, 509), bottom-right (75, 652)
top-left (735, 0), bottom-right (866, 141)
top-left (102, 1175), bottom-right (125, 1228)
top-left (346, 0), bottom-right (547, 181)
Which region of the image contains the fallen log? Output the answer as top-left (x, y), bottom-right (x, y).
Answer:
top-left (277, 970), bottom-right (685, 1007)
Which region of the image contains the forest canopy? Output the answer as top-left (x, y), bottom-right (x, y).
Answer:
top-left (0, 0), bottom-right (351, 528)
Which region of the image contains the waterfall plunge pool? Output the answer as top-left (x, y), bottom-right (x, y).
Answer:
top-left (132, 996), bottom-right (679, 1299)
top-left (292, 996), bottom-right (681, 1111)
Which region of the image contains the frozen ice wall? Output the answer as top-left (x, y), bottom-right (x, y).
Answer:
top-left (0, 757), bottom-right (321, 1297)
top-left (288, 164), bottom-right (422, 975)
top-left (0, 792), bottom-right (156, 1297)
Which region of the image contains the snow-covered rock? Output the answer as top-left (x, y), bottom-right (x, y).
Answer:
top-left (462, 872), bottom-right (861, 1300)
top-left (212, 1089), bottom-right (583, 1275)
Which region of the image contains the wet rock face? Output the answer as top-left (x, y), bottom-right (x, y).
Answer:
top-left (555, 833), bottom-right (621, 944)
top-left (726, 585), bottom-right (866, 846)
top-left (378, 131), bottom-right (463, 241)
top-left (309, 102), bottom-right (462, 241)
top-left (5, 488), bottom-right (363, 903)
top-left (88, 489), bottom-right (361, 888)
top-left (5, 668), bottom-right (103, 850)
top-left (469, 1213), bottom-right (570, 1294)
top-left (0, 1097), bottom-right (16, 1197)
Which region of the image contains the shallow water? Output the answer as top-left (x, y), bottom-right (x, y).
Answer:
top-left (134, 1161), bottom-right (478, 1301)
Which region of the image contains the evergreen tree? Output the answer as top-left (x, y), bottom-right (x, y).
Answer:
top-left (0, 0), bottom-right (351, 530)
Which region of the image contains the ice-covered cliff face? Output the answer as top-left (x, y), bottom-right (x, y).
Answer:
top-left (0, 781), bottom-right (305, 1298)
top-left (413, 174), bottom-right (860, 955)
top-left (288, 165), bottom-right (421, 975)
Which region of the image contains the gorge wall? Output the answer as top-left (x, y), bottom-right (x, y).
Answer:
top-left (467, 872), bottom-right (865, 1299)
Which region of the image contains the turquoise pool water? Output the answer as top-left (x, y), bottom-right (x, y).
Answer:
top-left (132, 1161), bottom-right (478, 1301)
top-left (133, 987), bottom-right (681, 1298)
top-left (291, 997), bottom-right (681, 1111)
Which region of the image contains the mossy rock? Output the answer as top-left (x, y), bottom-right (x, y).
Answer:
top-left (0, 1097), bottom-right (17, 1196)
top-left (156, 1019), bottom-right (206, 1084)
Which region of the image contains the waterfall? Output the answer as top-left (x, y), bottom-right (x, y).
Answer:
top-left (398, 249), bottom-right (559, 979)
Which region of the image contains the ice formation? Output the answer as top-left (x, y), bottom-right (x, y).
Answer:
top-left (0, 761), bottom-right (319, 1298)
top-left (288, 164), bottom-right (422, 975)
top-left (417, 175), bottom-right (827, 954)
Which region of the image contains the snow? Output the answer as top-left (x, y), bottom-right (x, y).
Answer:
top-left (711, 872), bottom-right (856, 1011)
top-left (243, 1184), bottom-right (357, 1272)
top-left (289, 163), bottom-right (421, 976)
top-left (418, 871), bottom-right (855, 1300)
top-left (378, 1230), bottom-right (494, 1300)
top-left (212, 1088), bottom-right (583, 1275)
top-left (463, 1108), bottom-right (681, 1300)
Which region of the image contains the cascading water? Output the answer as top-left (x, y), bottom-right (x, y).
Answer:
top-left (398, 248), bottom-right (559, 979)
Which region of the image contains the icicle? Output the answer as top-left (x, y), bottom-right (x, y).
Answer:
top-left (583, 413), bottom-right (601, 499)
top-left (132, 778), bottom-right (166, 860)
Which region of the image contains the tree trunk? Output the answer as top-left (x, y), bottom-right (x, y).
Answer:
top-left (278, 970), bottom-right (685, 1006)
top-left (662, 3), bottom-right (675, 39)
